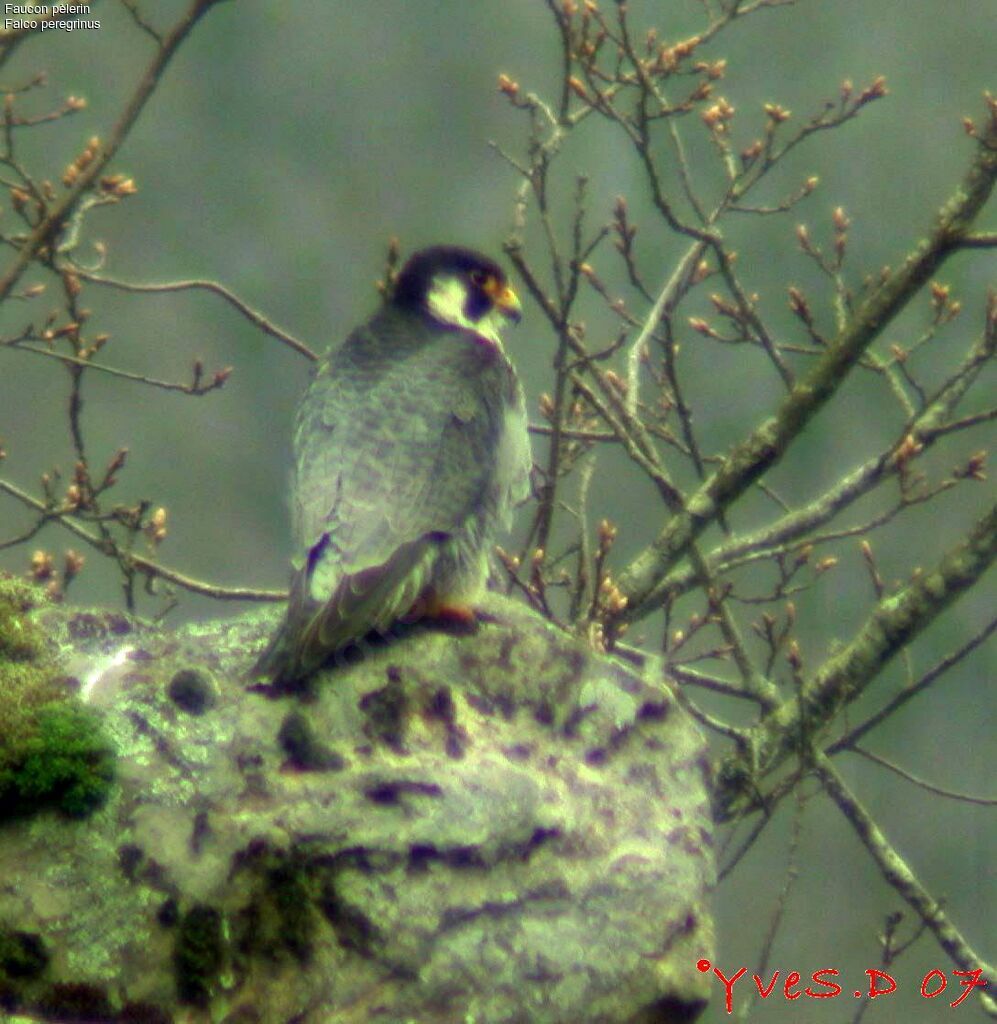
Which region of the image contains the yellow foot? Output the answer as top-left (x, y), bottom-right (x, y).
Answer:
top-left (404, 594), bottom-right (480, 635)
top-left (425, 603), bottom-right (479, 634)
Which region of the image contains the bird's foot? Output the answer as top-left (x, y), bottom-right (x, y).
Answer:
top-left (425, 602), bottom-right (480, 635)
top-left (406, 594), bottom-right (481, 636)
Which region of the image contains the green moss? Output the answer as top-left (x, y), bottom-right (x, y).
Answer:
top-left (173, 905), bottom-right (223, 1007)
top-left (0, 578), bottom-right (61, 733)
top-left (269, 861), bottom-right (314, 962)
top-left (0, 926), bottom-right (49, 979)
top-left (0, 575), bottom-right (116, 821)
top-left (0, 660), bottom-right (62, 707)
top-left (118, 1001), bottom-right (174, 1024)
top-left (277, 710), bottom-right (345, 771)
top-left (319, 885), bottom-right (383, 957)
top-left (359, 670), bottom-right (409, 751)
top-left (0, 574), bottom-right (45, 662)
top-left (3, 703), bottom-right (116, 817)
top-left (233, 847), bottom-right (316, 965)
top-left (0, 575), bottom-right (62, 737)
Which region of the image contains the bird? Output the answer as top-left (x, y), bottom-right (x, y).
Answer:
top-left (254, 244), bottom-right (531, 687)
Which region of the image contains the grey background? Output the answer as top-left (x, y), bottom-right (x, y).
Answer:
top-left (0, 1), bottom-right (993, 1020)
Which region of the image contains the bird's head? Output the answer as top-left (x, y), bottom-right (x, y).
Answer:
top-left (392, 245), bottom-right (522, 347)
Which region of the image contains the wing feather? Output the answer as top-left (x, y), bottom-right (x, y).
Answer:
top-left (296, 314), bottom-right (504, 582)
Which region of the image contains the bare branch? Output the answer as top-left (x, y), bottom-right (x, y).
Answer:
top-left (9, 342), bottom-right (233, 395)
top-left (624, 240), bottom-right (706, 414)
top-left (813, 752), bottom-right (997, 1002)
top-left (825, 616), bottom-right (997, 755)
top-left (848, 747), bottom-right (997, 806)
top-left (959, 231), bottom-right (997, 248)
top-left (616, 119), bottom-right (997, 623)
top-left (0, 476), bottom-right (285, 603)
top-left (72, 269), bottom-right (316, 362)
top-left (0, 0), bottom-right (232, 304)
top-left (119, 0), bottom-right (164, 44)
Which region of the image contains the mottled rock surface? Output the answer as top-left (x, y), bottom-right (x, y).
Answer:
top-left (0, 594), bottom-right (715, 1023)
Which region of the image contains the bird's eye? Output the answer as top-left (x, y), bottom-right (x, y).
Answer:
top-left (470, 270), bottom-right (488, 287)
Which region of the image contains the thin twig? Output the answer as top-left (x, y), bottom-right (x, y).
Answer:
top-left (624, 240), bottom-right (706, 414)
top-left (11, 343), bottom-right (232, 394)
top-left (825, 617), bottom-right (997, 754)
top-left (617, 121), bottom-right (997, 621)
top-left (813, 751), bottom-right (996, 1003)
top-left (73, 269), bottom-right (316, 361)
top-left (0, 476), bottom-right (285, 602)
top-left (716, 501), bottom-right (997, 821)
top-left (0, 0), bottom-right (232, 304)
top-left (848, 746), bottom-right (997, 806)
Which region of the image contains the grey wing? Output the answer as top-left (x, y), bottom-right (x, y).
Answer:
top-left (289, 331), bottom-right (503, 645)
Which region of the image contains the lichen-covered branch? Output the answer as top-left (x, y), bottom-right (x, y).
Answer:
top-left (640, 316), bottom-right (996, 605)
top-left (812, 752), bottom-right (996, 1012)
top-left (615, 111), bottom-right (997, 624)
top-left (715, 500), bottom-right (997, 820)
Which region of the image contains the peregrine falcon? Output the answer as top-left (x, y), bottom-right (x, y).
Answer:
top-left (255, 245), bottom-right (531, 686)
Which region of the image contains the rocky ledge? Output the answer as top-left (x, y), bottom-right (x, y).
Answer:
top-left (0, 593), bottom-right (714, 1024)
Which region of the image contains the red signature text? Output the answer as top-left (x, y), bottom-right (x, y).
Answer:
top-left (696, 960), bottom-right (988, 1013)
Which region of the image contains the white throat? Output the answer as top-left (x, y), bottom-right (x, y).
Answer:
top-left (426, 274), bottom-right (507, 349)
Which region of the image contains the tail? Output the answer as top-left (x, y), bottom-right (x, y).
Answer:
top-left (252, 537), bottom-right (437, 688)
top-left (250, 568), bottom-right (317, 689)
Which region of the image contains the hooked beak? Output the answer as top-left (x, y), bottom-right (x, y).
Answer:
top-left (485, 278), bottom-right (523, 324)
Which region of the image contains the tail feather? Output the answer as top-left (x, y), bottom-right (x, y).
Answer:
top-left (253, 538), bottom-right (436, 687)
